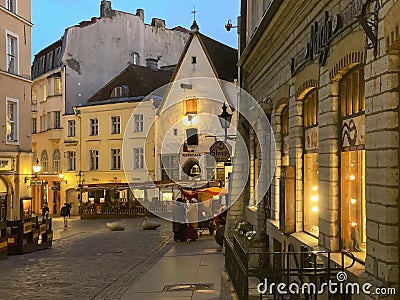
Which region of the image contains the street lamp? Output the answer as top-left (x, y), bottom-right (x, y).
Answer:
top-left (218, 103), bottom-right (233, 141)
top-left (25, 159), bottom-right (41, 183)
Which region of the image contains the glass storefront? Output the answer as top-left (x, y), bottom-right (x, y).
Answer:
top-left (304, 153), bottom-right (319, 236)
top-left (341, 150), bottom-right (366, 251)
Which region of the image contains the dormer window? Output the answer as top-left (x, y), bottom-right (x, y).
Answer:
top-left (111, 85), bottom-right (129, 98)
top-left (192, 56), bottom-right (197, 64)
top-left (185, 98), bottom-right (198, 115)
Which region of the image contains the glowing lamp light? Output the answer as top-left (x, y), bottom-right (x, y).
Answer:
top-left (349, 174), bottom-right (356, 181)
top-left (33, 159), bottom-right (41, 174)
top-left (312, 186), bottom-right (318, 192)
top-left (311, 195), bottom-right (318, 202)
top-left (350, 198), bottom-right (357, 205)
top-left (351, 222), bottom-right (358, 227)
top-left (59, 173), bottom-right (65, 180)
top-left (311, 207), bottom-right (318, 213)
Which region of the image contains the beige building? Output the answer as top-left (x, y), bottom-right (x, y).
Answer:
top-left (0, 0), bottom-right (33, 226)
top-left (223, 0), bottom-right (400, 299)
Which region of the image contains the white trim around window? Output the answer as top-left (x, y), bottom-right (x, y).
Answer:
top-left (6, 0), bottom-right (17, 15)
top-left (5, 30), bottom-right (19, 76)
top-left (5, 97), bottom-right (19, 145)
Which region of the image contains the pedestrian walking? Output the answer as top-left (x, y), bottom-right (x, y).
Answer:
top-left (60, 203), bottom-right (69, 227)
top-left (66, 202), bottom-right (72, 218)
top-left (42, 205), bottom-right (49, 223)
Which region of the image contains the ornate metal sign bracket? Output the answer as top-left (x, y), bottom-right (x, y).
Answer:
top-left (357, 0), bottom-right (380, 58)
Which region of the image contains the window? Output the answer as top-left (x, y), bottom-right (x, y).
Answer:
top-left (133, 148), bottom-right (144, 169)
top-left (54, 111), bottom-right (61, 129)
top-left (67, 120), bottom-right (76, 137)
top-left (185, 98), bottom-right (198, 115)
top-left (53, 149), bottom-right (60, 173)
top-left (6, 99), bottom-right (18, 143)
top-left (45, 52), bottom-right (53, 72)
top-left (41, 150), bottom-right (48, 173)
top-left (111, 149), bottom-right (121, 170)
top-left (281, 106), bottom-right (289, 166)
top-left (303, 89), bottom-right (318, 128)
top-left (54, 47), bottom-right (61, 68)
top-left (39, 56), bottom-right (45, 74)
top-left (89, 118), bottom-right (99, 136)
top-left (47, 112), bottom-right (52, 130)
top-left (6, 0), bottom-right (16, 13)
top-left (6, 34), bottom-right (17, 74)
top-left (161, 155), bottom-right (179, 180)
top-left (32, 118), bottom-right (37, 134)
top-left (192, 56), bottom-right (197, 64)
top-left (32, 90), bottom-right (37, 104)
top-left (111, 85), bottom-right (129, 98)
top-left (340, 65), bottom-right (366, 252)
top-left (133, 52), bottom-right (139, 65)
top-left (66, 151), bottom-right (76, 171)
top-left (134, 114), bottom-right (144, 132)
top-left (186, 128), bottom-right (198, 146)
top-left (41, 84), bottom-right (47, 102)
top-left (40, 115), bottom-right (46, 132)
top-left (54, 78), bottom-right (62, 95)
top-left (89, 150), bottom-right (99, 171)
top-left (111, 116), bottom-right (121, 134)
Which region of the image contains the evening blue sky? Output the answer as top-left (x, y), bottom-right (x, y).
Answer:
top-left (31, 0), bottom-right (240, 60)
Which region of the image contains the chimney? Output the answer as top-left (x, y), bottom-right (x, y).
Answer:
top-left (136, 9), bottom-right (144, 22)
top-left (151, 18), bottom-right (166, 29)
top-left (146, 58), bottom-right (158, 71)
top-left (100, 0), bottom-right (113, 18)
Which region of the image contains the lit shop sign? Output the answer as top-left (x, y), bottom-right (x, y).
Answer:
top-left (291, 0), bottom-right (364, 74)
top-left (342, 115), bottom-right (365, 150)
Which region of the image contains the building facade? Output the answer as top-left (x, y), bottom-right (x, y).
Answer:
top-left (30, 1), bottom-right (189, 214)
top-left (224, 0), bottom-right (400, 299)
top-left (0, 0), bottom-right (33, 224)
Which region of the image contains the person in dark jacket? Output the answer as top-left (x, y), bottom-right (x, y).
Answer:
top-left (60, 203), bottom-right (69, 227)
top-left (172, 198), bottom-right (187, 241)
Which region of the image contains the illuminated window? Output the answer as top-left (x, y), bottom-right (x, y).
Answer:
top-left (303, 89), bottom-right (318, 128)
top-left (89, 150), bottom-right (99, 171)
top-left (111, 149), bottom-right (121, 170)
top-left (66, 151), bottom-right (76, 171)
top-left (41, 150), bottom-right (48, 173)
top-left (340, 66), bottom-right (365, 252)
top-left (6, 99), bottom-right (18, 143)
top-left (53, 149), bottom-right (60, 173)
top-left (281, 106), bottom-right (289, 166)
top-left (54, 77), bottom-right (62, 95)
top-left (162, 192), bottom-right (173, 201)
top-left (6, 33), bottom-right (17, 74)
top-left (185, 98), bottom-right (198, 115)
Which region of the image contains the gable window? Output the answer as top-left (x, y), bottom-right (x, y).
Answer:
top-left (89, 150), bottom-right (99, 171)
top-left (6, 0), bottom-right (16, 13)
top-left (111, 149), bottom-right (121, 170)
top-left (134, 114), bottom-right (144, 132)
top-left (66, 151), bottom-right (76, 171)
top-left (133, 148), bottom-right (144, 169)
top-left (185, 98), bottom-right (198, 115)
top-left (67, 120), bottom-right (76, 137)
top-left (6, 98), bottom-right (18, 143)
top-left (111, 116), bottom-right (121, 134)
top-left (89, 118), bottom-right (99, 136)
top-left (340, 66), bottom-right (366, 252)
top-left (53, 149), bottom-right (60, 173)
top-left (192, 56), bottom-right (197, 64)
top-left (6, 33), bottom-right (18, 74)
top-left (303, 89), bottom-right (319, 236)
top-left (41, 150), bottom-right (48, 173)
top-left (186, 128), bottom-right (198, 146)
top-left (111, 85), bottom-right (129, 98)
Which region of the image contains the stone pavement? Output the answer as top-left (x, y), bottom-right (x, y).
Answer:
top-left (0, 216), bottom-right (175, 300)
top-left (121, 236), bottom-right (224, 300)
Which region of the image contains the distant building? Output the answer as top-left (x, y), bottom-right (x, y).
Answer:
top-left (0, 0), bottom-right (33, 224)
top-left (30, 1), bottom-right (189, 214)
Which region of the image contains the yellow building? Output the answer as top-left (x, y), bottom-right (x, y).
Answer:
top-left (0, 0), bottom-right (33, 223)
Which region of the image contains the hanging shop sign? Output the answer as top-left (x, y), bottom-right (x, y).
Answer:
top-left (210, 141), bottom-right (231, 162)
top-left (291, 0), bottom-right (364, 74)
top-left (342, 115), bottom-right (365, 150)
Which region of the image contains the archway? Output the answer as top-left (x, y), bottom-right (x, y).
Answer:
top-left (182, 159), bottom-right (202, 178)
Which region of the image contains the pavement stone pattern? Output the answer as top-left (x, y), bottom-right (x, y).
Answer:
top-left (0, 217), bottom-right (174, 300)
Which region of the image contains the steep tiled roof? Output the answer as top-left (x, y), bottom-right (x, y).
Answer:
top-left (87, 64), bottom-right (173, 103)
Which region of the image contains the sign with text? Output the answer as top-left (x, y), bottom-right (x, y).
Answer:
top-left (210, 141), bottom-right (231, 162)
top-left (0, 158), bottom-right (12, 171)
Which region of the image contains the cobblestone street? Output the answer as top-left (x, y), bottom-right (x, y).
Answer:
top-left (0, 217), bottom-right (173, 300)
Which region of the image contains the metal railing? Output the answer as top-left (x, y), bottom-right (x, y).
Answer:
top-left (225, 235), bottom-right (356, 300)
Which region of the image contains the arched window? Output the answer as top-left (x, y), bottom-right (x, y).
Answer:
top-left (53, 149), bottom-right (60, 173)
top-left (41, 150), bottom-right (48, 173)
top-left (281, 106), bottom-right (289, 166)
top-left (340, 65), bottom-right (365, 252)
top-left (111, 85), bottom-right (129, 98)
top-left (303, 89), bottom-right (319, 236)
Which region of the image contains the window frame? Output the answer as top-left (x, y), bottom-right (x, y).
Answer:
top-left (53, 149), bottom-right (60, 173)
top-left (41, 150), bottom-right (48, 173)
top-left (6, 97), bottom-right (19, 144)
top-left (54, 77), bottom-right (62, 95)
top-left (89, 118), bottom-right (99, 136)
top-left (134, 114), bottom-right (144, 132)
top-left (186, 128), bottom-right (198, 146)
top-left (67, 120), bottom-right (76, 137)
top-left (66, 151), bottom-right (76, 171)
top-left (111, 116), bottom-right (121, 134)
top-left (6, 30), bottom-right (19, 75)
top-left (111, 149), bottom-right (121, 170)
top-left (32, 117), bottom-right (37, 134)
top-left (89, 150), bottom-right (99, 171)
top-left (6, 0), bottom-right (17, 13)
top-left (54, 111), bottom-right (61, 129)
top-left (133, 147), bottom-right (144, 169)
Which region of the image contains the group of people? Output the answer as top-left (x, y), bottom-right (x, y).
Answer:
top-left (172, 197), bottom-right (227, 245)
